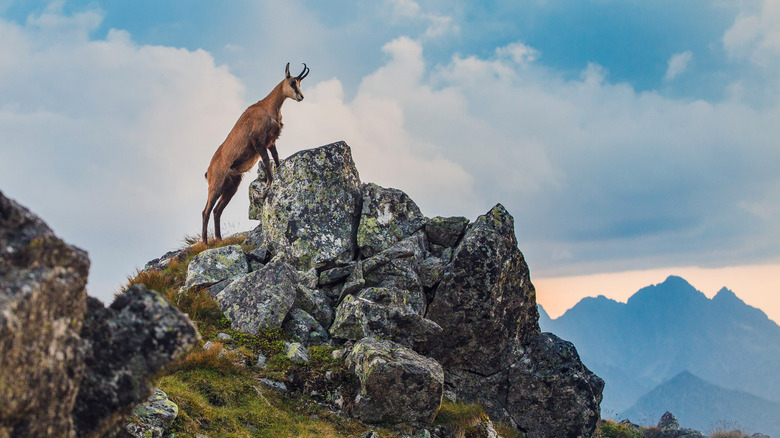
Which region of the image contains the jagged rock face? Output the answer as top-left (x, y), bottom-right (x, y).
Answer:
top-left (0, 191), bottom-right (90, 437)
top-left (74, 285), bottom-right (199, 436)
top-left (0, 191), bottom-right (198, 438)
top-left (184, 244), bottom-right (248, 292)
top-left (503, 333), bottom-right (604, 438)
top-left (239, 142), bottom-right (602, 435)
top-left (357, 182), bottom-right (426, 258)
top-left (424, 204), bottom-right (539, 375)
top-left (346, 338), bottom-right (444, 424)
top-left (249, 142), bottom-right (362, 271)
top-left (216, 260), bottom-right (298, 335)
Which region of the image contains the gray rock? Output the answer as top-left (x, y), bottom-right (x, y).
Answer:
top-left (216, 332), bottom-right (233, 341)
top-left (329, 292), bottom-right (441, 348)
top-left (0, 191), bottom-right (90, 437)
top-left (282, 309), bottom-right (329, 346)
top-left (362, 232), bottom-right (427, 301)
top-left (142, 249), bottom-right (186, 273)
top-left (502, 332), bottom-right (604, 438)
top-left (423, 204), bottom-right (539, 375)
top-left (346, 338), bottom-right (443, 424)
top-left (285, 341), bottom-right (310, 363)
top-left (257, 378), bottom-right (287, 392)
top-left (659, 411), bottom-right (680, 432)
top-left (184, 245), bottom-right (248, 291)
top-left (319, 263), bottom-right (355, 286)
top-left (74, 285), bottom-right (199, 436)
top-left (419, 256), bottom-right (446, 289)
top-left (124, 388), bottom-right (178, 438)
top-left (424, 216), bottom-right (469, 248)
top-left (297, 268), bottom-right (319, 289)
top-left (293, 284), bottom-right (334, 329)
top-left (357, 182), bottom-right (426, 258)
top-left (216, 260), bottom-right (298, 335)
top-left (249, 141), bottom-right (362, 271)
top-left (255, 353), bottom-right (267, 368)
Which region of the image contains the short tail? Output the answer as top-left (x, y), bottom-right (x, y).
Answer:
top-left (204, 171), bottom-right (208, 179)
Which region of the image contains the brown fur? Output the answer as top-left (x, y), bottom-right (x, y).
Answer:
top-left (202, 63), bottom-right (309, 244)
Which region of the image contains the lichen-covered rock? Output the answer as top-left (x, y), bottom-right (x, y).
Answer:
top-left (285, 341), bottom-right (310, 363)
top-left (249, 141), bottom-right (362, 270)
top-left (362, 232), bottom-right (427, 301)
top-left (216, 260), bottom-right (298, 335)
top-left (184, 245), bottom-right (248, 292)
top-left (346, 338), bottom-right (444, 424)
top-left (424, 216), bottom-right (469, 248)
top-left (357, 182), bottom-right (426, 258)
top-left (423, 204), bottom-right (539, 375)
top-left (73, 285), bottom-right (199, 436)
top-left (292, 284), bottom-right (333, 330)
top-left (651, 412), bottom-right (707, 438)
top-left (0, 191), bottom-right (90, 437)
top-left (282, 308), bottom-right (329, 346)
top-left (330, 292), bottom-right (441, 348)
top-left (124, 388), bottom-right (178, 438)
top-left (502, 333), bottom-right (604, 438)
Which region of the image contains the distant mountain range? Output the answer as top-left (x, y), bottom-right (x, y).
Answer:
top-left (620, 371), bottom-right (780, 435)
top-left (538, 275), bottom-right (780, 433)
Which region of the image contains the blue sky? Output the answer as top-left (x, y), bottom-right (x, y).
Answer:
top-left (1, 0), bottom-right (778, 320)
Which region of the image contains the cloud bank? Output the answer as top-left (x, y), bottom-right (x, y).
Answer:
top-left (1, 2), bottom-right (779, 305)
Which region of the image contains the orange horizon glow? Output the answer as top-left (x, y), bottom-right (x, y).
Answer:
top-left (533, 264), bottom-right (780, 325)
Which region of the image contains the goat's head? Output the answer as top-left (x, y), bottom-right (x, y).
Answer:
top-left (283, 62), bottom-right (309, 102)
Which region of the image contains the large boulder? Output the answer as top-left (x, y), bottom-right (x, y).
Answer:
top-left (356, 182), bottom-right (426, 258)
top-left (502, 333), bottom-right (604, 438)
top-left (329, 290), bottom-right (441, 348)
top-left (73, 285), bottom-right (199, 436)
top-left (423, 204), bottom-right (539, 375)
top-left (184, 244), bottom-right (248, 292)
top-left (0, 191), bottom-right (198, 437)
top-left (216, 260), bottom-right (298, 335)
top-left (249, 142), bottom-right (362, 271)
top-left (0, 191), bottom-right (90, 437)
top-left (346, 338), bottom-right (444, 424)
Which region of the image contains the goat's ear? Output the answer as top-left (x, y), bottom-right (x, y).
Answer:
top-left (285, 62), bottom-right (291, 78)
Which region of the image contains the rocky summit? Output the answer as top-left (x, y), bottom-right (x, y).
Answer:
top-left (232, 141), bottom-right (603, 436)
top-left (0, 191), bottom-right (198, 437)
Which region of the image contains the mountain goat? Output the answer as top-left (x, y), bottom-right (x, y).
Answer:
top-left (201, 62), bottom-right (309, 244)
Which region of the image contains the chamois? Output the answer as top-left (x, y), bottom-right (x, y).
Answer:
top-left (201, 62), bottom-right (309, 244)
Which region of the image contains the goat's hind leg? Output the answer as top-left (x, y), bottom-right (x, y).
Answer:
top-left (202, 191), bottom-right (219, 245)
top-left (213, 173), bottom-right (241, 242)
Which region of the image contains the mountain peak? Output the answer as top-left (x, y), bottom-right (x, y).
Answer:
top-left (626, 275), bottom-right (707, 308)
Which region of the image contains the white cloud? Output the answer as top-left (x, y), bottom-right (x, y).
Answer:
top-left (0, 10), bottom-right (246, 302)
top-left (723, 0), bottom-right (780, 67)
top-left (384, 0), bottom-right (458, 40)
top-left (664, 50), bottom-right (693, 81)
top-left (496, 41), bottom-right (540, 64)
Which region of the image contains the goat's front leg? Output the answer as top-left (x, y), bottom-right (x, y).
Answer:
top-left (270, 143), bottom-right (281, 167)
top-left (259, 146), bottom-right (273, 185)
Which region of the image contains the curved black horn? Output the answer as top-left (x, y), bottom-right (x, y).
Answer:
top-left (297, 63), bottom-right (309, 80)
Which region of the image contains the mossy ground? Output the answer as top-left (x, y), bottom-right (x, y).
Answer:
top-left (123, 234), bottom-right (388, 437)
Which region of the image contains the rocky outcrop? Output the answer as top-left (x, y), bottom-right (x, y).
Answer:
top-left (241, 142), bottom-right (603, 436)
top-left (346, 338), bottom-right (443, 424)
top-left (0, 191), bottom-right (198, 437)
top-left (249, 142), bottom-right (362, 270)
top-left (648, 412), bottom-right (707, 438)
top-left (74, 285), bottom-right (199, 436)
